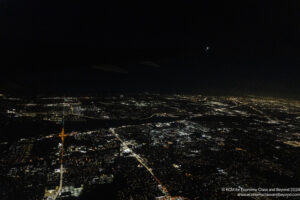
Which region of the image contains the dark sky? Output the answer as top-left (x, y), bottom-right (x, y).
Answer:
top-left (0, 1), bottom-right (299, 96)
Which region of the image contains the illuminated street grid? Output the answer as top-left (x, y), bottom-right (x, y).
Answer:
top-left (0, 94), bottom-right (300, 200)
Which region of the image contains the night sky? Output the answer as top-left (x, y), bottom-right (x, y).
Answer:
top-left (0, 1), bottom-right (299, 96)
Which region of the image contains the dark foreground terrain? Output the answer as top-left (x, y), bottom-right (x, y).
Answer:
top-left (0, 94), bottom-right (300, 200)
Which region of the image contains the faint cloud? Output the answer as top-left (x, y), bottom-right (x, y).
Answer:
top-left (91, 65), bottom-right (128, 74)
top-left (140, 61), bottom-right (160, 68)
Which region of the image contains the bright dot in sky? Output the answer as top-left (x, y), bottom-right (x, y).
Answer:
top-left (205, 46), bottom-right (210, 51)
